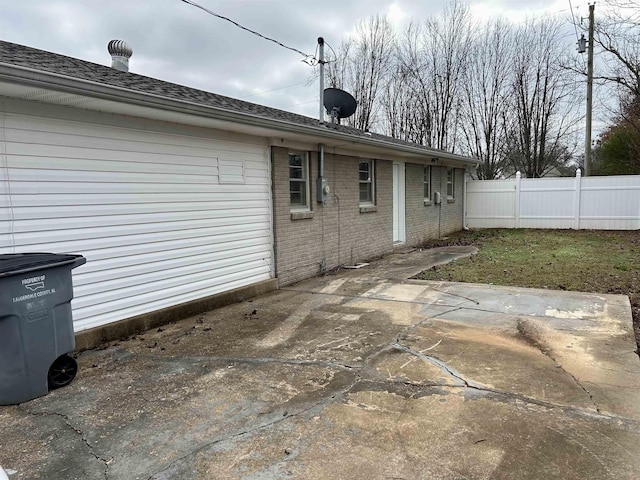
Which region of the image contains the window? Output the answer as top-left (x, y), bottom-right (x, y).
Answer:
top-left (289, 153), bottom-right (309, 210)
top-left (446, 167), bottom-right (455, 199)
top-left (423, 166), bottom-right (432, 201)
top-left (359, 160), bottom-right (375, 204)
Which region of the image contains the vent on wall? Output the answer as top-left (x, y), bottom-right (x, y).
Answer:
top-left (219, 159), bottom-right (245, 184)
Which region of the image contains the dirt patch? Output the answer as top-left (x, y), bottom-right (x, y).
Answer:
top-left (415, 229), bottom-right (640, 354)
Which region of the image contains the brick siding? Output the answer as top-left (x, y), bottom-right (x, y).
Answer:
top-left (272, 146), bottom-right (465, 286)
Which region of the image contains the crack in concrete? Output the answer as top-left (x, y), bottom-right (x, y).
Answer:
top-left (22, 338), bottom-right (633, 480)
top-left (281, 286), bottom-right (469, 309)
top-left (344, 378), bottom-right (640, 429)
top-left (138, 312), bottom-right (623, 424)
top-left (565, 371), bottom-right (601, 413)
top-left (140, 365), bottom-right (632, 480)
top-left (390, 307), bottom-right (462, 344)
top-left (175, 349), bottom-right (634, 427)
top-left (382, 343), bottom-right (637, 427)
top-left (391, 343), bottom-right (484, 388)
top-left (136, 353), bottom-right (359, 372)
top-left (17, 405), bottom-right (112, 479)
top-left (145, 376), bottom-right (360, 480)
top-left (516, 319), bottom-right (602, 414)
top-left (66, 284), bottom-right (629, 478)
top-left (419, 285), bottom-right (481, 305)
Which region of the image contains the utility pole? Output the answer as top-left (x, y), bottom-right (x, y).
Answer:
top-left (585, 3), bottom-right (595, 176)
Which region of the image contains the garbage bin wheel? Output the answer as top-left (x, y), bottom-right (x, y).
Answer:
top-left (47, 354), bottom-right (78, 389)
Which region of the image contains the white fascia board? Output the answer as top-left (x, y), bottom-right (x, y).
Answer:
top-left (0, 63), bottom-right (479, 167)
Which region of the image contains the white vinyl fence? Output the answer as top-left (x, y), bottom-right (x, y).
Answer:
top-left (466, 171), bottom-right (640, 230)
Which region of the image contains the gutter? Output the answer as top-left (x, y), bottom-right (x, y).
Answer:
top-left (0, 63), bottom-right (478, 167)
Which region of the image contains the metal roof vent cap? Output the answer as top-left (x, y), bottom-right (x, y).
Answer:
top-left (108, 40), bottom-right (133, 72)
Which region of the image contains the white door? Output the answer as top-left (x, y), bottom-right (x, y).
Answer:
top-left (392, 162), bottom-right (406, 243)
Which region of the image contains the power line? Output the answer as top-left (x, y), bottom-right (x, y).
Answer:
top-left (180, 0), bottom-right (314, 62)
top-left (284, 98), bottom-right (318, 109)
top-left (239, 81), bottom-right (309, 99)
top-left (324, 41), bottom-right (339, 63)
top-left (568, 0), bottom-right (581, 42)
top-left (567, 0), bottom-right (588, 69)
top-left (510, 7), bottom-right (571, 25)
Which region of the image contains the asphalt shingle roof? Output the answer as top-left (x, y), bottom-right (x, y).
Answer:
top-left (0, 40), bottom-right (474, 161)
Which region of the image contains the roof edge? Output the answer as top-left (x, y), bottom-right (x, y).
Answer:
top-left (0, 62), bottom-right (478, 166)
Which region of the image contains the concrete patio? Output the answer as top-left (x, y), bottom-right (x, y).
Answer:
top-left (1, 246), bottom-right (640, 479)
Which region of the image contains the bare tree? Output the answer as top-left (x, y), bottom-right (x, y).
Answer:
top-left (325, 3), bottom-right (581, 178)
top-left (504, 19), bottom-right (582, 178)
top-left (327, 15), bottom-right (395, 131)
top-left (381, 63), bottom-right (416, 140)
top-left (384, 23), bottom-right (434, 144)
top-left (591, 1), bottom-right (640, 97)
top-left (395, 1), bottom-right (473, 150)
top-left (565, 3), bottom-right (640, 127)
top-left (460, 18), bottom-right (513, 179)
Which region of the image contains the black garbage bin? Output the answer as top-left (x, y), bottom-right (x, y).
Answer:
top-left (0, 253), bottom-right (86, 405)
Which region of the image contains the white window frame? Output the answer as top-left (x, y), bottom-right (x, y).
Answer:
top-left (289, 152), bottom-right (310, 211)
top-left (359, 160), bottom-right (375, 205)
top-left (446, 167), bottom-right (455, 199)
top-left (423, 166), bottom-right (432, 203)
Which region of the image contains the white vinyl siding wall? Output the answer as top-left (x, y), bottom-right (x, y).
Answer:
top-left (0, 103), bottom-right (273, 331)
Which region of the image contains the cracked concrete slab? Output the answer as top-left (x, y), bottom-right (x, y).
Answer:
top-left (174, 389), bottom-right (640, 480)
top-left (1, 246), bottom-right (640, 479)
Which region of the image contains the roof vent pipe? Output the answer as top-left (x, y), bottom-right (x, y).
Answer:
top-left (108, 40), bottom-right (133, 72)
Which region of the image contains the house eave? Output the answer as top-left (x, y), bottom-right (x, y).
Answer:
top-left (0, 63), bottom-right (478, 167)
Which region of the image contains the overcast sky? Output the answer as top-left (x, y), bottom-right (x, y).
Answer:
top-left (1, 0), bottom-right (593, 119)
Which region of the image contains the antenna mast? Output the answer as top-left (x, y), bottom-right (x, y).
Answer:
top-left (318, 37), bottom-right (325, 122)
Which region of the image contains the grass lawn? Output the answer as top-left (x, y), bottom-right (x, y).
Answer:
top-left (415, 229), bottom-right (640, 352)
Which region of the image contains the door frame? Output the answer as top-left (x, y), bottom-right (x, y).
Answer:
top-left (392, 161), bottom-right (406, 244)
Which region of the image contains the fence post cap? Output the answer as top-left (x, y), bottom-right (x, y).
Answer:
top-left (576, 169), bottom-right (582, 177)
top-left (516, 171), bottom-right (521, 179)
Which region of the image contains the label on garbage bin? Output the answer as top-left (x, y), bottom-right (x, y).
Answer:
top-left (24, 308), bottom-right (49, 323)
top-left (22, 275), bottom-right (45, 291)
top-left (12, 275), bottom-right (56, 303)
top-left (12, 289), bottom-right (56, 303)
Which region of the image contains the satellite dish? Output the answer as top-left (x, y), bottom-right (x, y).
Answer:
top-left (323, 88), bottom-right (357, 121)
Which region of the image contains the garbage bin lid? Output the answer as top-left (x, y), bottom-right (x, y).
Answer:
top-left (0, 253), bottom-right (86, 277)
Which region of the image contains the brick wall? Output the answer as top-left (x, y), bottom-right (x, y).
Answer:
top-left (405, 164), bottom-right (465, 243)
top-left (272, 146), bottom-right (465, 286)
top-left (441, 167), bottom-right (465, 235)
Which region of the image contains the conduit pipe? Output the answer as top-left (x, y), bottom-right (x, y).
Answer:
top-left (317, 143), bottom-right (327, 203)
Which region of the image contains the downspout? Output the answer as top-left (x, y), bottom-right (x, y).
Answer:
top-left (269, 146), bottom-right (278, 281)
top-left (463, 168), bottom-right (469, 231)
top-left (438, 168), bottom-right (442, 239)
